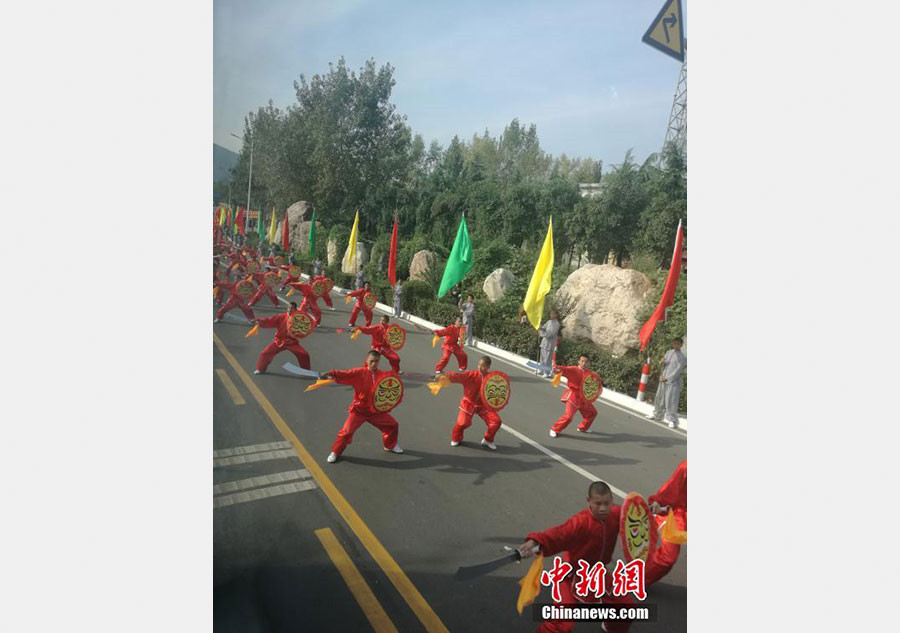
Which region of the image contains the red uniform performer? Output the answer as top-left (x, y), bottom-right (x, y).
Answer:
top-left (279, 265), bottom-right (302, 290)
top-left (518, 483), bottom-right (634, 633)
top-left (289, 282), bottom-right (322, 324)
top-left (322, 352), bottom-right (404, 462)
top-left (357, 319), bottom-right (402, 373)
top-left (551, 361), bottom-right (599, 435)
top-left (347, 286), bottom-right (374, 326)
top-left (254, 309), bottom-right (312, 373)
top-left (645, 460), bottom-right (686, 586)
top-left (313, 275), bottom-right (334, 308)
top-left (215, 279), bottom-right (257, 322)
top-left (433, 320), bottom-right (468, 374)
top-left (444, 357), bottom-right (504, 449)
top-left (248, 271), bottom-right (280, 307)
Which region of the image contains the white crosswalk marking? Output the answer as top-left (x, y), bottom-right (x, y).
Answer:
top-left (213, 448), bottom-right (296, 467)
top-left (213, 469), bottom-right (312, 495)
top-left (213, 480), bottom-right (317, 508)
top-left (213, 441), bottom-right (292, 458)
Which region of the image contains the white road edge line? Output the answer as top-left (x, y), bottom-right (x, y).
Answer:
top-left (213, 480), bottom-right (317, 508)
top-left (213, 441), bottom-right (292, 458)
top-left (213, 448), bottom-right (298, 467)
top-left (500, 424), bottom-right (628, 500)
top-left (213, 469), bottom-right (312, 495)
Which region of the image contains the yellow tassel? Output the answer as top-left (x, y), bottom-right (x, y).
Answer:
top-left (516, 553), bottom-right (544, 615)
top-left (551, 373), bottom-right (562, 387)
top-left (350, 329), bottom-right (361, 340)
top-left (345, 295), bottom-right (353, 304)
top-left (286, 288), bottom-right (295, 297)
top-left (245, 324), bottom-right (259, 338)
top-left (661, 509), bottom-right (687, 544)
top-left (213, 286), bottom-right (219, 297)
top-left (431, 333), bottom-right (439, 348)
top-left (305, 379), bottom-right (334, 392)
top-left (427, 375), bottom-right (450, 395)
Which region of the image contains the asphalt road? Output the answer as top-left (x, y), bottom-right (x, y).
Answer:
top-left (213, 287), bottom-right (687, 633)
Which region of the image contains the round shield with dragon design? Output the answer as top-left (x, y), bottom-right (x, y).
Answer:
top-left (287, 311), bottom-right (316, 339)
top-left (619, 493), bottom-right (658, 563)
top-left (274, 256), bottom-right (284, 266)
top-left (480, 371), bottom-right (511, 411)
top-left (246, 260), bottom-right (260, 274)
top-left (235, 279), bottom-right (255, 299)
top-left (288, 265), bottom-right (301, 279)
top-left (311, 278), bottom-right (328, 297)
top-left (363, 292), bottom-right (376, 310)
top-left (580, 370), bottom-right (603, 403)
top-left (323, 277), bottom-right (334, 292)
top-left (263, 271), bottom-right (279, 287)
top-left (385, 324), bottom-right (406, 350)
top-left (372, 372), bottom-right (404, 412)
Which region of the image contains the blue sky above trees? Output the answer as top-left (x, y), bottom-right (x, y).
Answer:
top-left (214, 0), bottom-right (686, 165)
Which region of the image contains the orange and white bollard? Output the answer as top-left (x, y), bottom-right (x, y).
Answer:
top-left (637, 362), bottom-right (651, 402)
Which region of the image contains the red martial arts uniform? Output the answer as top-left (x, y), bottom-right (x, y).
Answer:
top-left (445, 370), bottom-right (501, 443)
top-left (312, 275), bottom-right (334, 308)
top-left (215, 281), bottom-right (256, 321)
top-left (433, 324), bottom-right (468, 373)
top-left (226, 252), bottom-right (247, 276)
top-left (254, 311), bottom-right (311, 372)
top-left (248, 272), bottom-right (279, 307)
top-left (358, 324), bottom-right (401, 373)
top-left (527, 506), bottom-right (634, 633)
top-left (551, 366), bottom-right (599, 433)
top-left (645, 460), bottom-right (687, 586)
top-left (329, 366), bottom-right (400, 456)
top-left (347, 288), bottom-right (373, 326)
top-left (213, 279), bottom-right (230, 305)
top-left (288, 282), bottom-right (322, 324)
top-left (279, 265), bottom-right (301, 289)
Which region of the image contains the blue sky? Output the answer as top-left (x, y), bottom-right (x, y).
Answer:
top-left (214, 0), bottom-right (686, 166)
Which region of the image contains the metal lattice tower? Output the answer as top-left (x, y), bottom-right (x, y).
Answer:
top-left (663, 61), bottom-right (687, 158)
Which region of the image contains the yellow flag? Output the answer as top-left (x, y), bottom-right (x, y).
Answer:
top-left (516, 553), bottom-right (544, 615)
top-left (342, 211), bottom-right (360, 272)
top-left (522, 218), bottom-right (554, 329)
top-left (268, 208), bottom-right (277, 243)
top-left (218, 206), bottom-right (226, 227)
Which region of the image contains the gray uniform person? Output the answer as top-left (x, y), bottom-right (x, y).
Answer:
top-left (537, 311), bottom-right (561, 377)
top-left (651, 337), bottom-right (687, 428)
top-left (312, 258), bottom-right (323, 277)
top-left (393, 280), bottom-right (404, 317)
top-left (460, 294), bottom-right (476, 346)
top-left (356, 269), bottom-right (365, 290)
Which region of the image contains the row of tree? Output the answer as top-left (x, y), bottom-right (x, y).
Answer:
top-left (215, 57), bottom-right (686, 270)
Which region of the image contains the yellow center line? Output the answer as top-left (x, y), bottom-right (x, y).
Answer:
top-left (215, 368), bottom-right (245, 405)
top-left (315, 528), bottom-right (399, 633)
top-left (213, 333), bottom-right (450, 633)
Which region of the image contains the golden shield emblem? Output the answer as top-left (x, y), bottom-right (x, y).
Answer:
top-left (363, 292), bottom-right (377, 309)
top-left (287, 311), bottom-right (315, 339)
top-left (246, 260), bottom-right (260, 274)
top-left (581, 370), bottom-right (602, 403)
top-left (235, 280), bottom-right (255, 299)
top-left (311, 278), bottom-right (328, 297)
top-left (372, 373), bottom-right (404, 412)
top-left (288, 265), bottom-right (301, 279)
top-left (619, 493), bottom-right (658, 563)
top-left (323, 277), bottom-right (334, 292)
top-left (263, 272), bottom-right (280, 287)
top-left (386, 324), bottom-right (406, 350)
top-left (480, 371), bottom-right (511, 411)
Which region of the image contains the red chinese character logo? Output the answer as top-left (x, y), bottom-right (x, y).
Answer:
top-left (611, 559), bottom-right (646, 600)
top-left (573, 560), bottom-right (607, 599)
top-left (540, 556), bottom-right (573, 602)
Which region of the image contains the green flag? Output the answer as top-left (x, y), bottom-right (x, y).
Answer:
top-left (438, 215), bottom-right (473, 298)
top-left (308, 209), bottom-right (317, 257)
top-left (257, 212), bottom-right (263, 241)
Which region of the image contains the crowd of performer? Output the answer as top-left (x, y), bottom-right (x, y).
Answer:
top-left (214, 229), bottom-right (686, 632)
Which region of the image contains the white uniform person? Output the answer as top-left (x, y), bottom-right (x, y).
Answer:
top-left (536, 310), bottom-right (560, 377)
top-left (651, 337), bottom-right (687, 428)
top-left (393, 280), bottom-right (404, 318)
top-left (459, 294), bottom-right (476, 346)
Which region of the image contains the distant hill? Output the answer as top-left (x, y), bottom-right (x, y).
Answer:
top-left (214, 144), bottom-right (239, 182)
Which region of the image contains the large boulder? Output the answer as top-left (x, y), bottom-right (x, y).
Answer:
top-left (483, 268), bottom-right (516, 303)
top-left (340, 242), bottom-right (369, 274)
top-left (409, 250), bottom-right (437, 281)
top-left (554, 264), bottom-right (654, 356)
top-left (273, 201), bottom-right (314, 249)
top-left (327, 238), bottom-right (339, 266)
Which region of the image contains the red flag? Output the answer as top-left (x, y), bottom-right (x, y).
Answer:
top-left (282, 212), bottom-right (290, 251)
top-left (388, 216), bottom-right (398, 285)
top-left (234, 207), bottom-right (245, 235)
top-left (639, 220), bottom-right (684, 351)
